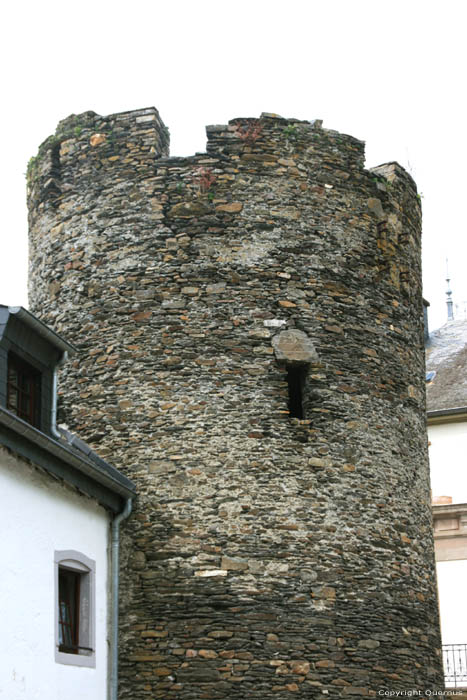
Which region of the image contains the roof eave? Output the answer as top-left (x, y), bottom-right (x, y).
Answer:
top-left (0, 407), bottom-right (135, 512)
top-left (427, 406), bottom-right (467, 425)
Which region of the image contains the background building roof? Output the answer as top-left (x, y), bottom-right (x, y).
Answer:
top-left (426, 319), bottom-right (467, 412)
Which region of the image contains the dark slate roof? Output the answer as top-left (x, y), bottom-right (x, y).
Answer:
top-left (0, 406), bottom-right (135, 513)
top-left (0, 305), bottom-right (76, 356)
top-left (426, 319), bottom-right (467, 412)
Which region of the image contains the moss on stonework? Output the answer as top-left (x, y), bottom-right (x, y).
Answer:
top-left (26, 155), bottom-right (38, 180)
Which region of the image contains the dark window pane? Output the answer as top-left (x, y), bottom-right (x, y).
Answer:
top-left (58, 569), bottom-right (80, 653)
top-left (6, 354), bottom-right (41, 428)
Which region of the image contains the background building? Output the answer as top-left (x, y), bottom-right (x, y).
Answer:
top-left (427, 317), bottom-right (467, 687)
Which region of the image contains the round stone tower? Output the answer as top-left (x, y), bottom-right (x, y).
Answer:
top-left (27, 108), bottom-right (444, 697)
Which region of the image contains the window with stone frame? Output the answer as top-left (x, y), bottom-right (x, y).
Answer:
top-left (55, 551), bottom-right (96, 668)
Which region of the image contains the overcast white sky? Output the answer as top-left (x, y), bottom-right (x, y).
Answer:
top-left (1, 0), bottom-right (466, 331)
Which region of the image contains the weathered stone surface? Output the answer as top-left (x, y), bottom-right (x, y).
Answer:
top-left (89, 132), bottom-right (106, 147)
top-left (27, 107), bottom-right (443, 699)
top-left (215, 202), bottom-right (243, 213)
top-left (167, 201), bottom-right (211, 218)
top-left (290, 661), bottom-right (310, 675)
top-left (367, 196), bottom-right (386, 220)
top-left (194, 569), bottom-right (227, 577)
top-left (221, 556), bottom-right (248, 571)
top-left (272, 329), bottom-right (319, 365)
top-left (358, 639), bottom-right (380, 649)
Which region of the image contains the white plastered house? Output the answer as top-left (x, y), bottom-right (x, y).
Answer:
top-left (0, 305), bottom-right (136, 700)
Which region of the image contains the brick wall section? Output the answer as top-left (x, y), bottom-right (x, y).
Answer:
top-left (27, 108), bottom-right (444, 698)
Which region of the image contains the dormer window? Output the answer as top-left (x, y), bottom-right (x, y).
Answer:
top-left (7, 353), bottom-right (41, 428)
top-left (0, 305), bottom-right (75, 436)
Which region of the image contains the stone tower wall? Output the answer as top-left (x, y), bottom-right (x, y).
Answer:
top-left (28, 107), bottom-right (444, 698)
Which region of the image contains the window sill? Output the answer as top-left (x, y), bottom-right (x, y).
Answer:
top-left (55, 647), bottom-right (96, 668)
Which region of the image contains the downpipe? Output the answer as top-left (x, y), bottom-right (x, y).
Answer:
top-left (51, 351), bottom-right (68, 439)
top-left (110, 498), bottom-right (133, 700)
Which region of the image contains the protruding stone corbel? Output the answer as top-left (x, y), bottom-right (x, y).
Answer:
top-left (271, 329), bottom-right (319, 365)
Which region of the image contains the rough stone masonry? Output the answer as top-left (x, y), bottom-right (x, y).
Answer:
top-left (27, 107), bottom-right (444, 698)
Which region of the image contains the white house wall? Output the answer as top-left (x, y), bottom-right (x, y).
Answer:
top-left (0, 446), bottom-right (109, 700)
top-left (437, 559), bottom-right (467, 644)
top-left (428, 421), bottom-right (467, 504)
